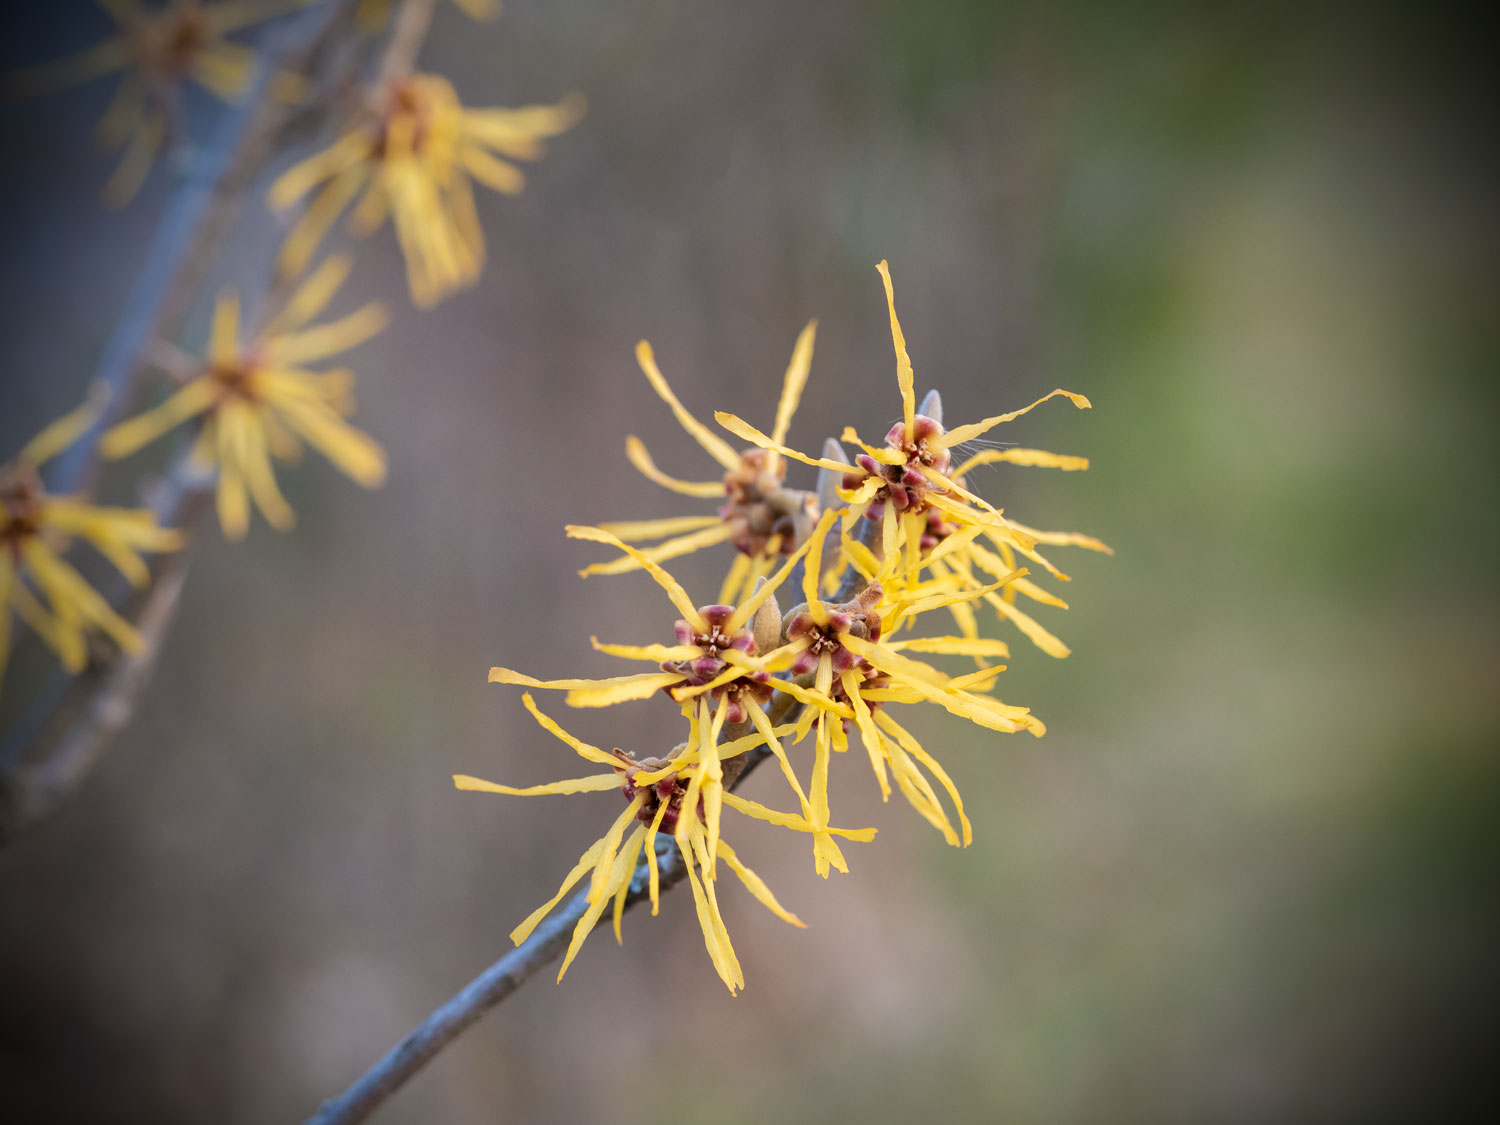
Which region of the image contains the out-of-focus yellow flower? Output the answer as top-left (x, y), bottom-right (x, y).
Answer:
top-left (101, 255), bottom-right (387, 540)
top-left (8, 0), bottom-right (317, 205)
top-left (577, 326), bottom-right (821, 606)
top-left (269, 72), bottom-right (584, 306)
top-left (1, 387), bottom-right (183, 684)
top-left (455, 692), bottom-right (873, 994)
top-left (717, 260), bottom-right (1111, 658)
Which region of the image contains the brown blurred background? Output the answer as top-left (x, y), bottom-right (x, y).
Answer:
top-left (2, 1), bottom-right (1497, 1121)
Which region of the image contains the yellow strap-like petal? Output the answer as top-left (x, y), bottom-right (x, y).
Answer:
top-left (587, 794), bottom-right (646, 905)
top-left (762, 676), bottom-right (852, 718)
top-left (611, 826), bottom-right (646, 943)
top-left (875, 260), bottom-right (916, 438)
top-left (588, 637), bottom-right (703, 663)
top-left (952, 447), bottom-right (1090, 477)
top-left (634, 340), bottom-right (741, 470)
top-left (842, 669), bottom-right (891, 801)
top-left (681, 834), bottom-right (737, 993)
top-left (268, 253), bottom-right (353, 334)
top-left (714, 412), bottom-right (851, 472)
top-left (100, 108), bottom-right (164, 207)
top-left (623, 436), bottom-right (726, 498)
top-left (885, 636), bottom-right (1011, 658)
top-left (210, 290), bottom-right (240, 364)
top-left (840, 633), bottom-right (948, 685)
top-left (214, 412), bottom-right (251, 540)
top-left (700, 699), bottom-right (728, 873)
top-left (940, 389), bottom-right (1092, 449)
top-left (276, 161), bottom-right (370, 279)
top-left (21, 539), bottom-right (140, 657)
top-left (238, 412), bottom-right (296, 531)
top-left (594, 514), bottom-right (723, 541)
top-left (519, 691), bottom-right (665, 770)
top-left (509, 836), bottom-right (606, 945)
top-left (268, 129), bottom-right (370, 210)
top-left (1010, 575), bottom-right (1068, 609)
top-left (720, 791), bottom-right (876, 842)
top-left (100, 378), bottom-right (217, 460)
top-left (718, 839), bottom-right (806, 928)
top-left (983, 589), bottom-right (1071, 658)
top-left (17, 383), bottom-right (110, 467)
top-left (266, 304), bottom-right (387, 365)
top-left (459, 144), bottom-right (525, 194)
top-left (877, 710), bottom-right (972, 846)
top-left (270, 397), bottom-right (386, 487)
top-left (9, 566), bottom-right (81, 671)
top-left (453, 772), bottom-right (620, 796)
top-left (718, 551), bottom-right (753, 607)
top-left (1004, 519), bottom-right (1114, 555)
top-left (725, 510), bottom-right (834, 633)
top-left (578, 524), bottom-right (732, 578)
top-left (838, 426), bottom-right (906, 465)
top-left (7, 39), bottom-right (129, 98)
top-left (644, 798), bottom-right (670, 915)
top-left (770, 319), bottom-right (817, 448)
top-left (556, 822), bottom-right (647, 981)
top-left (17, 381), bottom-right (108, 465)
top-left (878, 663), bottom-right (1033, 734)
top-left (565, 524), bottom-right (707, 633)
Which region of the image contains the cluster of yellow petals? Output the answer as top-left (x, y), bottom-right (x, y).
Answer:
top-left (455, 692), bottom-right (875, 994)
top-left (460, 260), bottom-right (1107, 993)
top-left (1, 388), bottom-right (182, 684)
top-left (8, 0), bottom-right (319, 205)
top-left (581, 322), bottom-right (819, 608)
top-left (101, 254), bottom-right (387, 540)
top-left (718, 261), bottom-right (1112, 659)
top-left (269, 71), bottom-right (583, 306)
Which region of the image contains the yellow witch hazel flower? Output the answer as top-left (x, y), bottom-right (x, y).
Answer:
top-left (759, 511), bottom-right (1044, 859)
top-left (100, 255), bottom-right (387, 539)
top-left (1, 387), bottom-right (182, 684)
top-left (490, 516), bottom-right (851, 873)
top-left (8, 0), bottom-right (317, 205)
top-left (454, 692), bottom-right (874, 995)
top-left (578, 324), bottom-right (821, 607)
top-left (269, 71), bottom-right (584, 307)
top-left (717, 260), bottom-right (1111, 659)
top-left (464, 256), bottom-right (1106, 993)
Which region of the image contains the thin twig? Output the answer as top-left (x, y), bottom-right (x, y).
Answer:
top-left (0, 453), bottom-right (214, 837)
top-left (304, 489), bottom-right (890, 1125)
top-left (376, 0), bottom-right (437, 86)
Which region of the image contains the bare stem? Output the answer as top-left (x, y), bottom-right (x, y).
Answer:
top-left (0, 454), bottom-right (214, 837)
top-left (305, 835), bottom-right (693, 1125)
top-left (376, 0), bottom-right (438, 86)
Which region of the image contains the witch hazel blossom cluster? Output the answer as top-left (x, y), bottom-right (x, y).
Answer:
top-left (458, 261), bottom-right (1112, 994)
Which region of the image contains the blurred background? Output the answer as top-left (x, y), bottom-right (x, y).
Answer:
top-left (2, 0), bottom-right (1496, 1121)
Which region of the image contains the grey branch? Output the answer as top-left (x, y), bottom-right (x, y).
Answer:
top-left (305, 835), bottom-right (692, 1125)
